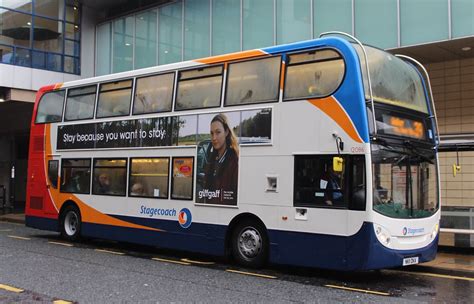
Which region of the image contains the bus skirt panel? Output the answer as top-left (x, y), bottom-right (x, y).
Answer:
top-left (268, 222), bottom-right (438, 270)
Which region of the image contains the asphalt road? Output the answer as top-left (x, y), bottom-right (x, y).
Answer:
top-left (0, 221), bottom-right (472, 303)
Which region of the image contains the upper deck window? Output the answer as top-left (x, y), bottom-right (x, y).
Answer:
top-left (133, 73), bottom-right (175, 115)
top-left (225, 56), bottom-right (281, 106)
top-left (96, 80), bottom-right (133, 118)
top-left (35, 90), bottom-right (65, 124)
top-left (284, 49), bottom-right (345, 100)
top-left (176, 66), bottom-right (223, 110)
top-left (356, 45), bottom-right (429, 113)
top-left (65, 85), bottom-right (97, 121)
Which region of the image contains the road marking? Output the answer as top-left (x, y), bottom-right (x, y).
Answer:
top-left (0, 284), bottom-right (24, 293)
top-left (152, 257), bottom-right (191, 265)
top-left (399, 271), bottom-right (474, 282)
top-left (0, 229), bottom-right (12, 232)
top-left (181, 258), bottom-right (215, 265)
top-left (48, 241), bottom-right (74, 247)
top-left (324, 284), bottom-right (390, 296)
top-left (53, 300), bottom-right (73, 304)
top-left (7, 235), bottom-right (31, 240)
top-left (95, 249), bottom-right (125, 255)
top-left (226, 269), bottom-right (277, 279)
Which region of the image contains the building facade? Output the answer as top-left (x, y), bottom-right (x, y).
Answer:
top-left (1, 0), bottom-right (473, 244)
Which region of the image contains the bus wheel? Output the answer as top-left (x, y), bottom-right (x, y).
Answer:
top-left (60, 205), bottom-right (82, 241)
top-left (231, 220), bottom-right (268, 268)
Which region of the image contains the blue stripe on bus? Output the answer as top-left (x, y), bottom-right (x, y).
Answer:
top-left (263, 37), bottom-right (370, 143)
top-left (25, 215), bottom-right (437, 270)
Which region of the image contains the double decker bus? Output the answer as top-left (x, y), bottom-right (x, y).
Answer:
top-left (26, 33), bottom-right (440, 270)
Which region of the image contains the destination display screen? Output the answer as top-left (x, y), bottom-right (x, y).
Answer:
top-left (380, 114), bottom-right (426, 140)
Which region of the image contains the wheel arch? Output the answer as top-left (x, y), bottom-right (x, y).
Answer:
top-left (225, 212), bottom-right (269, 258)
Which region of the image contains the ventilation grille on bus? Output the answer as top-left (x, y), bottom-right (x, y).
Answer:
top-left (32, 136), bottom-right (44, 152)
top-left (29, 196), bottom-right (43, 210)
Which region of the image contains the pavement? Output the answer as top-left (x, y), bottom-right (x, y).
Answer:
top-left (1, 211), bottom-right (473, 277)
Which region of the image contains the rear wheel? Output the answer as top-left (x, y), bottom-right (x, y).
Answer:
top-left (60, 205), bottom-right (81, 241)
top-left (231, 220), bottom-right (268, 268)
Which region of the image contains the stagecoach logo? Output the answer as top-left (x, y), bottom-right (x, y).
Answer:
top-left (403, 227), bottom-right (425, 236)
top-left (178, 208), bottom-right (192, 229)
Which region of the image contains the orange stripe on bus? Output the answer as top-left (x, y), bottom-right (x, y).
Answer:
top-left (196, 50), bottom-right (267, 64)
top-left (308, 97), bottom-right (363, 143)
top-left (53, 83), bottom-right (63, 90)
top-left (279, 61), bottom-right (286, 91)
top-left (43, 125), bottom-right (162, 232)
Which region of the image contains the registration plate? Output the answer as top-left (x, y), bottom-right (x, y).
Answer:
top-left (403, 256), bottom-right (419, 266)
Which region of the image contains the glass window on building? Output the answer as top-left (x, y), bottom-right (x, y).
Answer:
top-left (400, 0), bottom-right (449, 46)
top-left (96, 22), bottom-right (111, 75)
top-left (158, 1), bottom-right (182, 65)
top-left (313, 0), bottom-right (352, 38)
top-left (135, 10), bottom-right (157, 69)
top-left (355, 0), bottom-right (398, 49)
top-left (276, 0), bottom-right (311, 44)
top-left (113, 16), bottom-right (134, 73)
top-left (0, 9), bottom-right (32, 49)
top-left (212, 0), bottom-right (240, 55)
top-left (0, 1), bottom-right (80, 73)
top-left (452, 0), bottom-right (474, 38)
top-left (184, 0), bottom-right (210, 60)
top-left (243, 0), bottom-right (274, 50)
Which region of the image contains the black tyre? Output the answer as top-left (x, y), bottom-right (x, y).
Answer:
top-left (231, 219), bottom-right (268, 268)
top-left (60, 205), bottom-right (82, 241)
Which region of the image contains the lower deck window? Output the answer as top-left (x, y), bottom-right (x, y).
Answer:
top-left (60, 159), bottom-right (91, 194)
top-left (92, 159), bottom-right (127, 196)
top-left (129, 158), bottom-right (169, 198)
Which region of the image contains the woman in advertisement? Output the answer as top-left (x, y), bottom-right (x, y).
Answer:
top-left (200, 113), bottom-right (239, 205)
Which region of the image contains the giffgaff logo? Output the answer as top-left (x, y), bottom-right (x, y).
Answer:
top-left (198, 189), bottom-right (220, 199)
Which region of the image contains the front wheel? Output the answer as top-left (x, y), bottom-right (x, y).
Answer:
top-left (60, 205), bottom-right (82, 241)
top-left (231, 220), bottom-right (268, 268)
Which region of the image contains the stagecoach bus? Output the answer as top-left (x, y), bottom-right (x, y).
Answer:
top-left (26, 33), bottom-right (440, 270)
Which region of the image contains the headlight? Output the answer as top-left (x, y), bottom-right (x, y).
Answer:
top-left (374, 224), bottom-right (391, 247)
top-left (431, 223), bottom-right (439, 240)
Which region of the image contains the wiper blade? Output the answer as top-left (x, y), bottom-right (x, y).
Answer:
top-left (403, 140), bottom-right (434, 164)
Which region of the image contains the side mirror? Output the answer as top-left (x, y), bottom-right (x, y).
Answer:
top-left (333, 157), bottom-right (344, 173)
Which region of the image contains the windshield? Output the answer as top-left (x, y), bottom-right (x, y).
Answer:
top-left (355, 45), bottom-right (429, 113)
top-left (372, 144), bottom-right (438, 219)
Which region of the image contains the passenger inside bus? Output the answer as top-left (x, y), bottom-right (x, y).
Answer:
top-left (96, 173), bottom-right (111, 194)
top-left (130, 182), bottom-right (145, 196)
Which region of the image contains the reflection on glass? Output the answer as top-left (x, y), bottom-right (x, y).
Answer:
top-left (32, 17), bottom-right (63, 53)
top-left (0, 10), bottom-right (31, 48)
top-left (285, 50), bottom-right (345, 100)
top-left (225, 56), bottom-right (280, 105)
top-left (176, 66), bottom-right (223, 110)
top-left (133, 73), bottom-right (174, 114)
top-left (65, 85), bottom-right (96, 121)
top-left (129, 158), bottom-right (169, 198)
top-left (172, 157), bottom-right (194, 200)
top-left (97, 80), bottom-right (132, 118)
top-left (1, 0), bottom-right (32, 12)
top-left (34, 0), bottom-right (62, 19)
top-left (158, 1), bottom-right (182, 65)
top-left (60, 158), bottom-right (91, 194)
top-left (36, 90), bottom-right (65, 123)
